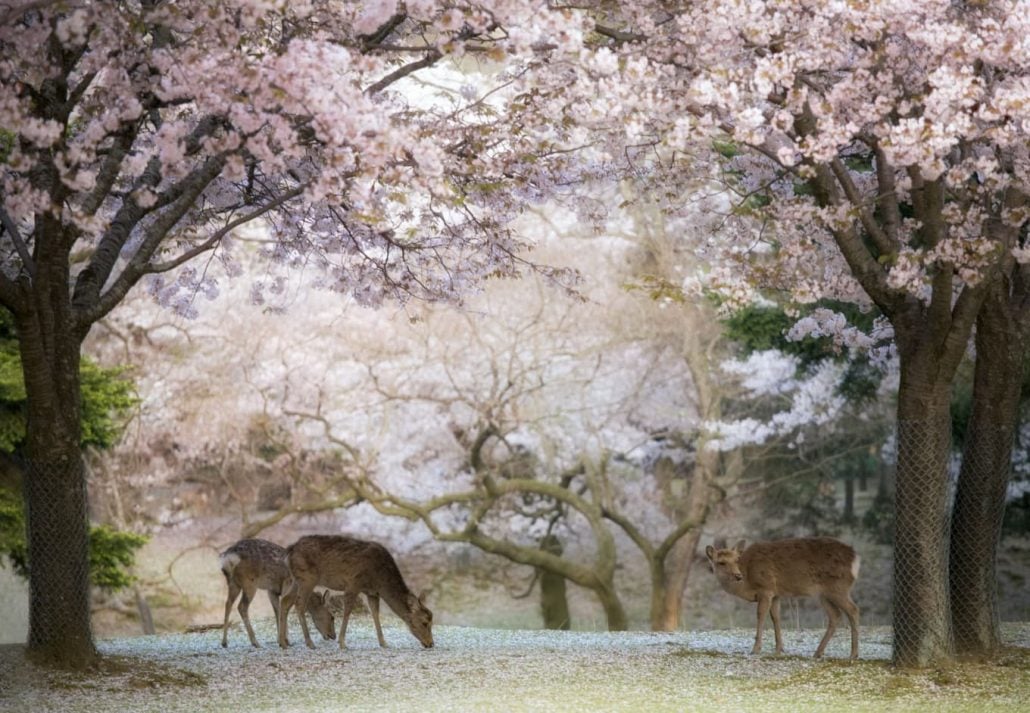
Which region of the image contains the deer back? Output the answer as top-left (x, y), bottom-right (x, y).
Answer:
top-left (220, 538), bottom-right (290, 591)
top-left (708, 537), bottom-right (859, 600)
top-left (287, 535), bottom-right (410, 598)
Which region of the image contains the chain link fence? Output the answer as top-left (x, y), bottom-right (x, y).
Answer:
top-left (950, 423), bottom-right (1013, 654)
top-left (889, 417), bottom-right (1016, 664)
top-left (892, 417), bottom-right (955, 665)
top-left (20, 456), bottom-right (95, 658)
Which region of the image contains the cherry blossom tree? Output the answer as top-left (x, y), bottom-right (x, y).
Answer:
top-left (553, 0), bottom-right (1029, 667)
top-left (0, 0), bottom-right (591, 667)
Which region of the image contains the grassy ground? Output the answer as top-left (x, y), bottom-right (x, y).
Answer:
top-left (1, 620), bottom-right (1029, 712)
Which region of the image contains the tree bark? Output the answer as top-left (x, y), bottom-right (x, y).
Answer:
top-left (892, 363), bottom-right (955, 668)
top-left (950, 285), bottom-right (1024, 656)
top-left (652, 532), bottom-right (701, 631)
top-left (16, 266), bottom-right (96, 668)
top-left (538, 535), bottom-right (571, 630)
top-left (595, 583), bottom-right (628, 631)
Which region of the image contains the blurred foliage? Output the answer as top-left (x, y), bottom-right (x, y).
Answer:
top-left (87, 525), bottom-right (149, 590)
top-left (862, 484), bottom-right (895, 545)
top-left (0, 308), bottom-right (137, 451)
top-left (0, 307), bottom-right (144, 589)
top-left (0, 488), bottom-right (148, 590)
top-left (721, 303), bottom-right (881, 404)
top-left (0, 487), bottom-right (27, 575)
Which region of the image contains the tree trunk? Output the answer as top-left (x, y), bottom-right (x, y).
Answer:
top-left (892, 373), bottom-right (955, 667)
top-left (16, 258), bottom-right (96, 669)
top-left (950, 286), bottom-right (1024, 656)
top-left (648, 441), bottom-right (720, 632)
top-left (844, 473), bottom-right (855, 523)
top-left (538, 535), bottom-right (571, 630)
top-left (651, 531), bottom-right (701, 631)
top-left (596, 583), bottom-right (628, 631)
top-left (135, 586), bottom-right (157, 636)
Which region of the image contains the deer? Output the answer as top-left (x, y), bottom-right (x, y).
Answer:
top-left (219, 538), bottom-right (337, 648)
top-left (277, 534), bottom-right (434, 650)
top-left (705, 537), bottom-right (860, 659)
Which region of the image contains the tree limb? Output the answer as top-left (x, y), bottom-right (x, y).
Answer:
top-left (0, 205), bottom-right (35, 281)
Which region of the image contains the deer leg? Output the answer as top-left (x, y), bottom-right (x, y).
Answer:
top-left (814, 595), bottom-right (841, 659)
top-left (367, 594), bottom-right (388, 648)
top-left (294, 581), bottom-right (317, 649)
top-left (338, 592), bottom-right (358, 649)
top-left (267, 588), bottom-right (281, 627)
top-left (830, 593), bottom-right (860, 660)
top-left (221, 579), bottom-right (242, 648)
top-left (753, 594), bottom-right (772, 655)
top-left (278, 580), bottom-right (298, 649)
top-left (770, 596), bottom-right (784, 655)
top-left (238, 583), bottom-right (261, 647)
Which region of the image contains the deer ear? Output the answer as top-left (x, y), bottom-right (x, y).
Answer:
top-left (734, 539), bottom-right (747, 553)
top-left (705, 545), bottom-right (715, 560)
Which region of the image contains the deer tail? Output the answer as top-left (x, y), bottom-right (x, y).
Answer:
top-left (219, 551), bottom-right (241, 583)
top-left (851, 552), bottom-right (861, 580)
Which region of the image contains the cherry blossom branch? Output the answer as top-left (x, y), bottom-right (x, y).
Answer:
top-left (76, 156), bottom-right (226, 329)
top-left (829, 156), bottom-right (897, 257)
top-left (871, 140), bottom-right (903, 243)
top-left (364, 48), bottom-right (443, 95)
top-left (0, 204), bottom-right (35, 281)
top-left (144, 183), bottom-right (307, 275)
top-left (358, 12), bottom-right (406, 48)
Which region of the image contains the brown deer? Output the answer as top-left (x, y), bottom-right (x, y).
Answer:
top-left (219, 538), bottom-right (336, 648)
top-left (705, 537), bottom-right (860, 659)
top-left (277, 534), bottom-right (434, 650)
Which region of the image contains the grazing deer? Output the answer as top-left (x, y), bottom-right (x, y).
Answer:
top-left (705, 537), bottom-right (860, 659)
top-left (219, 538), bottom-right (336, 648)
top-left (277, 534), bottom-right (434, 650)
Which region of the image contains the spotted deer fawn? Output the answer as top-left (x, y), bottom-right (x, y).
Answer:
top-left (219, 538), bottom-right (336, 648)
top-left (277, 534), bottom-right (434, 650)
top-left (705, 537), bottom-right (860, 659)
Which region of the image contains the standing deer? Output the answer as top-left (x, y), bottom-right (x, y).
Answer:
top-left (219, 538), bottom-right (336, 648)
top-left (705, 537), bottom-right (860, 659)
top-left (277, 534), bottom-right (434, 650)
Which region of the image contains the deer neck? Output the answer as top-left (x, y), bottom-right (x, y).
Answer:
top-left (719, 575), bottom-right (757, 601)
top-left (382, 586), bottom-right (413, 621)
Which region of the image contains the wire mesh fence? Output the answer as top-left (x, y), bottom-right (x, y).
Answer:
top-left (892, 417), bottom-right (955, 665)
top-left (950, 423), bottom-right (1013, 653)
top-left (889, 416), bottom-right (1018, 664)
top-left (20, 456), bottom-right (95, 658)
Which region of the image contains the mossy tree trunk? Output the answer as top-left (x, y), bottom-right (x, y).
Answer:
top-left (538, 535), bottom-right (571, 630)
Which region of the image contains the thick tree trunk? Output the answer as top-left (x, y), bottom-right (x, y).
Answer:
top-left (23, 456), bottom-right (94, 667)
top-left (596, 583), bottom-right (628, 631)
top-left (15, 256), bottom-right (96, 669)
top-left (950, 287), bottom-right (1023, 656)
top-left (538, 535), bottom-right (571, 630)
top-left (651, 531), bottom-right (701, 631)
top-left (648, 443), bottom-right (720, 632)
top-left (892, 375), bottom-right (955, 668)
